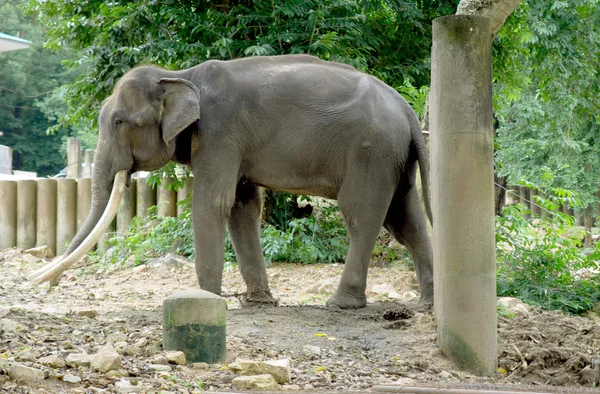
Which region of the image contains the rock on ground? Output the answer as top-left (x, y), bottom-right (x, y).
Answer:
top-left (148, 364), bottom-right (172, 372)
top-left (165, 350), bottom-right (186, 365)
top-left (229, 358), bottom-right (291, 384)
top-left (371, 283), bottom-right (403, 299)
top-left (63, 374), bottom-right (82, 383)
top-left (229, 359), bottom-right (264, 376)
top-left (146, 253), bottom-right (193, 270)
top-left (232, 374), bottom-right (280, 390)
top-left (0, 318), bottom-right (18, 332)
top-left (91, 345), bottom-right (121, 373)
top-left (263, 359), bottom-right (292, 384)
top-left (115, 378), bottom-right (145, 392)
top-left (66, 353), bottom-right (93, 367)
top-left (25, 246), bottom-right (54, 259)
top-left (39, 354), bottom-right (66, 368)
top-left (497, 297), bottom-right (529, 316)
top-left (8, 364), bottom-right (45, 383)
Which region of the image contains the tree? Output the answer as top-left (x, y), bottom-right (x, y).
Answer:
top-left (494, 0), bottom-right (600, 212)
top-left (29, 0), bottom-right (461, 224)
top-left (29, 0), bottom-right (459, 131)
top-left (0, 0), bottom-right (88, 176)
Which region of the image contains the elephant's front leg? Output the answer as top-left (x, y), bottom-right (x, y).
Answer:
top-left (228, 183), bottom-right (277, 305)
top-left (191, 159), bottom-right (239, 295)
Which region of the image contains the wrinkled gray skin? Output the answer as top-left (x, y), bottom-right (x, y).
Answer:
top-left (68, 55), bottom-right (433, 309)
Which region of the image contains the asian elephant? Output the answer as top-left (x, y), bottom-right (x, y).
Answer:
top-left (29, 55), bottom-right (433, 310)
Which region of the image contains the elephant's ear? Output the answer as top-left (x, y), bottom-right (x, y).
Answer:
top-left (159, 78), bottom-right (200, 144)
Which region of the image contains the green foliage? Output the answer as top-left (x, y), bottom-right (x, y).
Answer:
top-left (494, 0), bottom-right (600, 207)
top-left (0, 0), bottom-right (87, 176)
top-left (394, 79), bottom-right (429, 119)
top-left (146, 162), bottom-right (192, 192)
top-left (101, 201), bottom-right (349, 266)
top-left (497, 304), bottom-right (516, 319)
top-left (29, 0), bottom-right (459, 130)
top-left (102, 205), bottom-right (194, 266)
top-left (263, 191), bottom-right (314, 231)
top-left (518, 171), bottom-right (582, 211)
top-left (261, 204), bottom-right (349, 264)
top-left (496, 202), bottom-right (600, 314)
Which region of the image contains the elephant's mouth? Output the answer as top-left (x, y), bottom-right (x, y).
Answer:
top-left (126, 169), bottom-right (133, 188)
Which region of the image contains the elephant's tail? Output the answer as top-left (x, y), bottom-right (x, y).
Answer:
top-left (412, 119), bottom-right (433, 226)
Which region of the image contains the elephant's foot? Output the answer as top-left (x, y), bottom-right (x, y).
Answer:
top-left (326, 290), bottom-right (367, 309)
top-left (415, 289), bottom-right (433, 312)
top-left (240, 288), bottom-right (279, 307)
top-left (198, 280), bottom-right (223, 296)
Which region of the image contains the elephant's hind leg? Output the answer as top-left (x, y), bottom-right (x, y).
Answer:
top-left (326, 171), bottom-right (395, 309)
top-left (228, 182), bottom-right (277, 305)
top-left (384, 186), bottom-right (433, 307)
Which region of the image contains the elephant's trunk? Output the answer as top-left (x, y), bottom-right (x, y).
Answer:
top-left (66, 157), bottom-right (116, 255)
top-left (27, 150), bottom-right (128, 285)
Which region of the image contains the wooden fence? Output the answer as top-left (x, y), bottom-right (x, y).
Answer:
top-left (0, 139), bottom-right (596, 256)
top-left (0, 138), bottom-right (192, 255)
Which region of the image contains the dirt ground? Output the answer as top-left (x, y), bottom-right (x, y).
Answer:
top-left (1, 248), bottom-right (599, 393)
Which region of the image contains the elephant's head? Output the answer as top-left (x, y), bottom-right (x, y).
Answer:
top-left (29, 67), bottom-right (200, 284)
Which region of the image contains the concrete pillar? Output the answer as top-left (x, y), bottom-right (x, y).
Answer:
top-left (575, 210), bottom-right (584, 226)
top-left (16, 180), bottom-right (37, 250)
top-left (562, 201), bottom-right (574, 217)
top-left (83, 149), bottom-right (94, 178)
top-left (158, 177), bottom-right (177, 217)
top-left (77, 178), bottom-right (92, 232)
top-left (540, 194), bottom-right (549, 219)
top-left (56, 179), bottom-right (77, 255)
top-left (177, 177), bottom-right (193, 217)
top-left (36, 179), bottom-right (57, 253)
top-left (530, 189), bottom-right (540, 216)
top-left (583, 206), bottom-right (593, 248)
top-left (431, 15), bottom-right (496, 376)
top-left (96, 220), bottom-right (115, 256)
top-left (67, 138), bottom-right (82, 179)
top-left (0, 146), bottom-right (13, 175)
top-left (0, 181), bottom-right (17, 249)
top-left (519, 186), bottom-right (528, 208)
top-left (163, 289), bottom-right (227, 363)
top-left (117, 179), bottom-right (137, 234)
top-left (503, 186), bottom-right (515, 206)
top-left (136, 177), bottom-right (156, 218)
top-left (595, 190), bottom-right (600, 226)
top-left (519, 186), bottom-right (531, 218)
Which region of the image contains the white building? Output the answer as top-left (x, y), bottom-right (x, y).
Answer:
top-left (0, 32), bottom-right (31, 52)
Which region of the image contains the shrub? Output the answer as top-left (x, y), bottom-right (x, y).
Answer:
top-left (261, 204), bottom-right (349, 264)
top-left (102, 205), bottom-right (195, 267)
top-left (496, 203), bottom-right (600, 314)
top-left (100, 200), bottom-right (350, 267)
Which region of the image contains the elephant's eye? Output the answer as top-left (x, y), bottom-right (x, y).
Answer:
top-left (114, 118), bottom-right (123, 126)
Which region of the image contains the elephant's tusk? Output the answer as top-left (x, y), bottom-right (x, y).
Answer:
top-left (27, 170), bottom-right (128, 285)
top-left (26, 256), bottom-right (66, 281)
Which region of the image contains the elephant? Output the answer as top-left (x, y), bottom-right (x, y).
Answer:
top-left (29, 54), bottom-right (433, 310)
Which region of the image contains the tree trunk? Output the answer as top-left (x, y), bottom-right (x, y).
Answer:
top-left (595, 190), bottom-right (600, 227)
top-left (583, 206), bottom-right (593, 248)
top-left (456, 0), bottom-right (523, 40)
top-left (421, 0), bottom-right (523, 131)
top-left (494, 174), bottom-right (506, 216)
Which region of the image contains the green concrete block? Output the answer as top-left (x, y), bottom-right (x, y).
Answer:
top-left (163, 289), bottom-right (227, 364)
